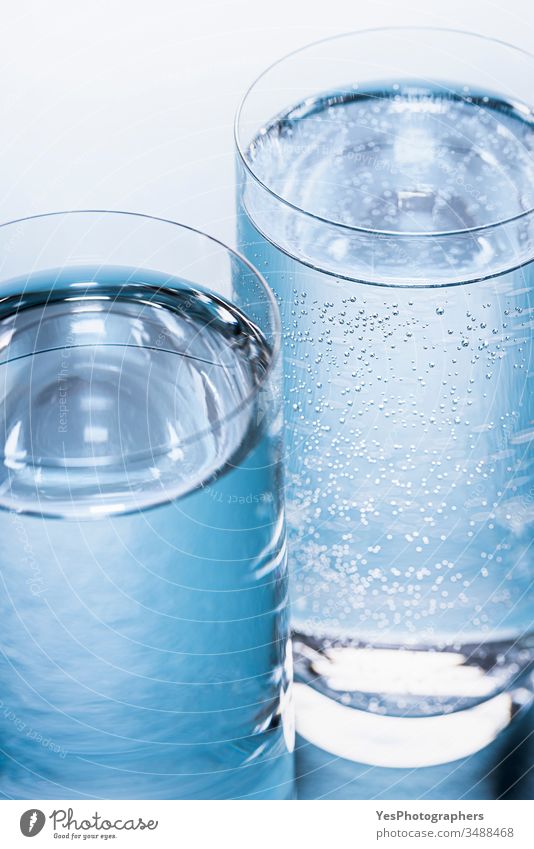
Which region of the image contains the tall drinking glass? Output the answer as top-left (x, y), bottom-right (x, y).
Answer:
top-left (0, 211), bottom-right (293, 799)
top-left (236, 29), bottom-right (534, 773)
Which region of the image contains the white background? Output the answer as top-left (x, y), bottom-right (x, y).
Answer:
top-left (0, 0), bottom-right (532, 246)
top-left (2, 800), bottom-right (534, 848)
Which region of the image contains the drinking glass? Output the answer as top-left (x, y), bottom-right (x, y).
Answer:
top-left (236, 28), bottom-right (534, 775)
top-left (0, 210), bottom-right (294, 799)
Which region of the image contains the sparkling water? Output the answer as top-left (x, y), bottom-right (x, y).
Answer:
top-left (0, 266), bottom-right (293, 799)
top-left (239, 83), bottom-right (534, 764)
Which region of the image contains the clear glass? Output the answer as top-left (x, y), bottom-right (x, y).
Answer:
top-left (236, 28), bottom-right (534, 776)
top-left (0, 211), bottom-right (294, 799)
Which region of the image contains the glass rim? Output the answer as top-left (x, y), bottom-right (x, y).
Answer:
top-left (234, 26), bottom-right (534, 239)
top-left (0, 209), bottom-right (281, 474)
top-left (0, 207), bottom-right (281, 384)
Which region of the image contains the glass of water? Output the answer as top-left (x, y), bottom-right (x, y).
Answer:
top-left (236, 29), bottom-right (534, 775)
top-left (0, 211), bottom-right (294, 799)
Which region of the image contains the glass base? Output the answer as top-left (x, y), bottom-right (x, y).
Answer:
top-left (294, 633), bottom-right (534, 768)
